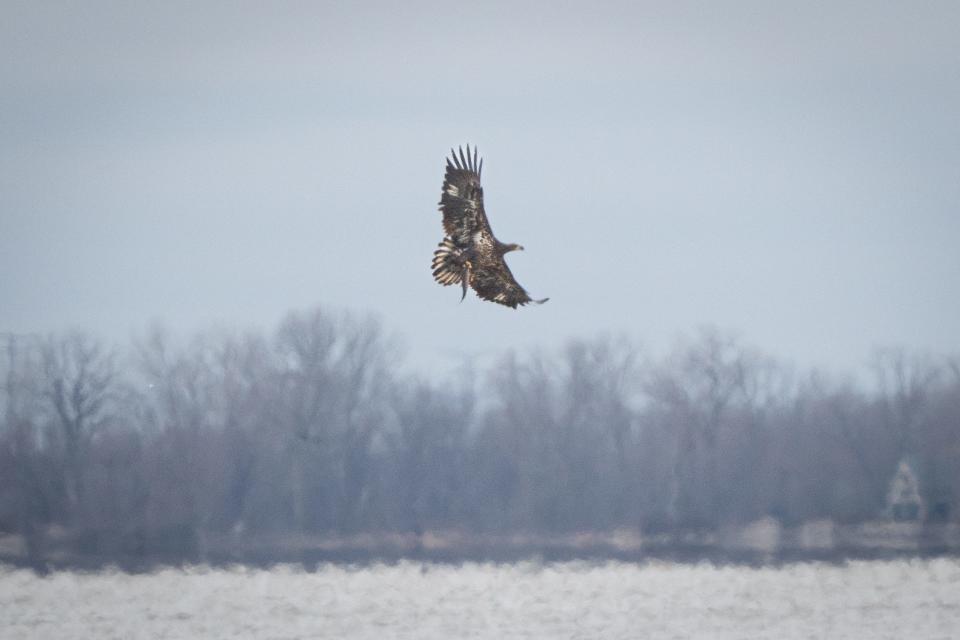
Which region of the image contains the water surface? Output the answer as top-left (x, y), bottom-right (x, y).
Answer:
top-left (2, 559), bottom-right (958, 639)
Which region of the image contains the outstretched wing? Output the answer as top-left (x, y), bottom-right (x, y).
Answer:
top-left (471, 260), bottom-right (549, 309)
top-left (438, 145), bottom-right (495, 248)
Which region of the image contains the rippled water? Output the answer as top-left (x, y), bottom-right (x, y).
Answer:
top-left (2, 559), bottom-right (959, 639)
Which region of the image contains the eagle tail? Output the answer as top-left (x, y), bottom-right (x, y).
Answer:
top-left (431, 239), bottom-right (465, 287)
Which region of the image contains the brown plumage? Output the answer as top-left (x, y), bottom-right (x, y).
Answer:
top-left (431, 145), bottom-right (548, 309)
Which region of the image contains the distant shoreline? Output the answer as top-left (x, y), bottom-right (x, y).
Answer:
top-left (3, 519), bottom-right (959, 573)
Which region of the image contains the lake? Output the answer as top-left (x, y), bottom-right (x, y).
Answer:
top-left (2, 558), bottom-right (958, 639)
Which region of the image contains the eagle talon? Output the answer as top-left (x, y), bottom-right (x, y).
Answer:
top-left (460, 263), bottom-right (471, 302)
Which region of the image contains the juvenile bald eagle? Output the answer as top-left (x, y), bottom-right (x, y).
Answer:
top-left (431, 145), bottom-right (548, 308)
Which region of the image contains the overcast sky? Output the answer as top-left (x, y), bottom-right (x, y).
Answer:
top-left (2, 1), bottom-right (958, 377)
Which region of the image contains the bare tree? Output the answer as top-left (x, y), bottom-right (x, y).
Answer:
top-left (556, 337), bottom-right (641, 528)
top-left (131, 326), bottom-right (277, 557)
top-left (871, 347), bottom-right (941, 458)
top-left (1, 333), bottom-right (49, 569)
top-left (273, 307), bottom-right (395, 532)
top-left (384, 378), bottom-right (474, 532)
top-left (40, 332), bottom-right (116, 521)
top-left (644, 328), bottom-right (753, 528)
top-left (783, 369), bottom-right (898, 521)
top-left (479, 349), bottom-right (558, 530)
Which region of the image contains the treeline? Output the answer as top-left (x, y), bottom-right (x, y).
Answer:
top-left (1, 307), bottom-right (959, 566)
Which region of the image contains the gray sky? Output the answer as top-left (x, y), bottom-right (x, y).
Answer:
top-left (2, 1), bottom-right (958, 376)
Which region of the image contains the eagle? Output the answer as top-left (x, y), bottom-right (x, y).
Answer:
top-left (431, 145), bottom-right (548, 308)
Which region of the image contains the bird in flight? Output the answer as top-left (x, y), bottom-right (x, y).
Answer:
top-left (431, 145), bottom-right (548, 308)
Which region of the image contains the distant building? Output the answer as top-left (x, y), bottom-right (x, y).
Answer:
top-left (886, 459), bottom-right (926, 522)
